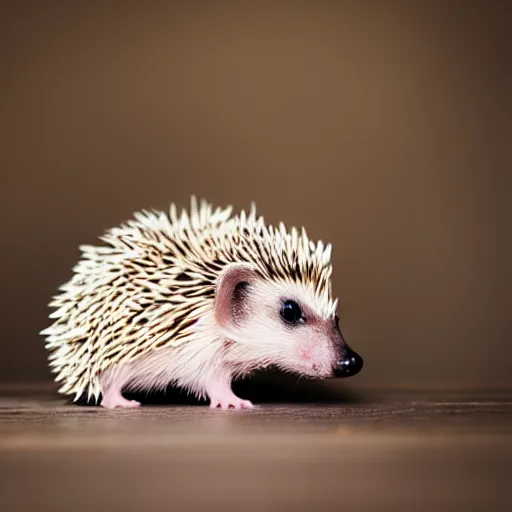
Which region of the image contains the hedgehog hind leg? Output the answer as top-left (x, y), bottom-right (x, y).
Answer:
top-left (99, 366), bottom-right (141, 409)
top-left (101, 391), bottom-right (141, 409)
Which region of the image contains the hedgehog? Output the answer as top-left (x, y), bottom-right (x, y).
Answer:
top-left (40, 197), bottom-right (363, 410)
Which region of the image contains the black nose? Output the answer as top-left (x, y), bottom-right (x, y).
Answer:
top-left (333, 347), bottom-right (363, 378)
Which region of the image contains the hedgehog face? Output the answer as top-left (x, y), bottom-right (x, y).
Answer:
top-left (214, 264), bottom-right (363, 379)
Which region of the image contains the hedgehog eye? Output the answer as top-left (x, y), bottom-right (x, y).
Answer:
top-left (280, 300), bottom-right (303, 325)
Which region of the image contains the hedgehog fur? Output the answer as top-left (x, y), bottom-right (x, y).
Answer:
top-left (41, 197), bottom-right (362, 409)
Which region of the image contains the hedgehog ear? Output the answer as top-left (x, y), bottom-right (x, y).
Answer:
top-left (214, 264), bottom-right (259, 329)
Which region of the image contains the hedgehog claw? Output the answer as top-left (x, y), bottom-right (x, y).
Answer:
top-left (209, 397), bottom-right (254, 410)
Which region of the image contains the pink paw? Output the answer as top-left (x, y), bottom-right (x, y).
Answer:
top-left (101, 395), bottom-right (141, 409)
top-left (209, 397), bottom-right (254, 410)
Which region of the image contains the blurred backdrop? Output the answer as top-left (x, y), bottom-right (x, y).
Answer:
top-left (0, 2), bottom-right (510, 391)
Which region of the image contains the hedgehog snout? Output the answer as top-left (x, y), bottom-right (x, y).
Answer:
top-left (333, 346), bottom-right (363, 378)
top-left (330, 320), bottom-right (363, 378)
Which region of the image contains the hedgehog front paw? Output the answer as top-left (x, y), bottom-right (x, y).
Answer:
top-left (205, 378), bottom-right (254, 410)
top-left (209, 396), bottom-right (254, 410)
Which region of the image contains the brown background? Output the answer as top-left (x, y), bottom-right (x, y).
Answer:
top-left (0, 2), bottom-right (510, 391)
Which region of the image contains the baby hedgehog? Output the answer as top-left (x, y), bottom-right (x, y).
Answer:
top-left (41, 197), bottom-right (363, 410)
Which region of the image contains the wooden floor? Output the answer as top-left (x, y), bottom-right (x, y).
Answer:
top-left (1, 388), bottom-right (511, 512)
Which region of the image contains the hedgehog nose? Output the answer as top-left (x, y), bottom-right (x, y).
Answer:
top-left (334, 347), bottom-right (363, 378)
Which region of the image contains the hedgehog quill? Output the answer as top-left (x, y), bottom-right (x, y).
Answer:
top-left (41, 197), bottom-right (363, 409)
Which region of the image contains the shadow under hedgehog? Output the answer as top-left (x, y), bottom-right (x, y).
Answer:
top-left (41, 197), bottom-right (363, 409)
